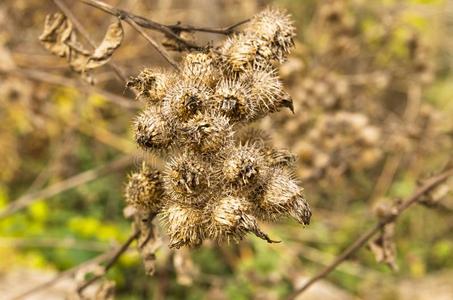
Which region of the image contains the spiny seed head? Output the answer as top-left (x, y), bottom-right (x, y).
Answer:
top-left (163, 151), bottom-right (211, 205)
top-left (127, 68), bottom-right (175, 103)
top-left (220, 33), bottom-right (258, 73)
top-left (213, 77), bottom-right (255, 122)
top-left (124, 162), bottom-right (163, 213)
top-left (162, 202), bottom-right (206, 248)
top-left (245, 7), bottom-right (296, 62)
top-left (241, 65), bottom-right (292, 119)
top-left (181, 112), bottom-right (233, 154)
top-left (183, 52), bottom-right (219, 87)
top-left (221, 143), bottom-right (270, 191)
top-left (207, 195), bottom-right (278, 244)
top-left (207, 195), bottom-right (251, 242)
top-left (134, 109), bottom-right (174, 151)
top-left (125, 6), bottom-right (310, 248)
top-left (162, 79), bottom-right (213, 122)
top-left (255, 168), bottom-right (311, 225)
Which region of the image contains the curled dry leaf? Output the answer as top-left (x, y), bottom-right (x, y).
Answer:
top-left (39, 13), bottom-right (123, 83)
top-left (86, 20), bottom-right (124, 69)
top-left (368, 222), bottom-right (398, 271)
top-left (173, 248), bottom-right (200, 286)
top-left (134, 211), bottom-right (162, 276)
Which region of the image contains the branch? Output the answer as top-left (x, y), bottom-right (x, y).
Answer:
top-left (5, 68), bottom-right (139, 109)
top-left (79, 0), bottom-right (202, 50)
top-left (77, 229), bottom-right (140, 294)
top-left (288, 167), bottom-right (453, 299)
top-left (10, 230), bottom-right (139, 300)
top-left (167, 18), bottom-right (250, 35)
top-left (0, 155), bottom-right (135, 220)
top-left (11, 248), bottom-right (115, 300)
top-left (125, 17), bottom-right (181, 71)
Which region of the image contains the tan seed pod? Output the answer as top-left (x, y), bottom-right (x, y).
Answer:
top-left (220, 33), bottom-right (258, 73)
top-left (162, 202), bottom-right (206, 248)
top-left (127, 68), bottom-right (175, 103)
top-left (241, 65), bottom-right (293, 119)
top-left (124, 162), bottom-right (163, 213)
top-left (207, 195), bottom-right (278, 243)
top-left (245, 7), bottom-right (296, 62)
top-left (134, 109), bottom-right (174, 151)
top-left (181, 112), bottom-right (233, 154)
top-left (162, 79), bottom-right (213, 122)
top-left (182, 52), bottom-right (219, 87)
top-left (255, 168), bottom-right (311, 225)
top-left (220, 143), bottom-right (270, 193)
top-left (213, 77), bottom-right (256, 122)
top-left (163, 151), bottom-right (211, 205)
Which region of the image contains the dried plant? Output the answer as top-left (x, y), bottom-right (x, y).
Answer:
top-left (125, 7), bottom-right (311, 249)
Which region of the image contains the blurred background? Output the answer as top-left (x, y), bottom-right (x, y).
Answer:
top-left (0, 0), bottom-right (452, 299)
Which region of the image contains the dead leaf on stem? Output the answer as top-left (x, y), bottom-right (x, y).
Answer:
top-left (39, 13), bottom-right (123, 83)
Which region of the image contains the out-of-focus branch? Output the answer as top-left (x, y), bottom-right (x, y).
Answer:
top-left (11, 248), bottom-right (116, 300)
top-left (77, 229), bottom-right (140, 294)
top-left (4, 68), bottom-right (139, 109)
top-left (79, 0), bottom-right (202, 50)
top-left (78, 0), bottom-right (248, 50)
top-left (288, 167), bottom-right (453, 299)
top-left (10, 230), bottom-right (139, 300)
top-left (0, 155), bottom-right (135, 220)
top-left (167, 19), bottom-right (250, 35)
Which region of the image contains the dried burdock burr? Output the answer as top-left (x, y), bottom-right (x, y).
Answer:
top-left (127, 68), bottom-right (175, 103)
top-left (181, 112), bottom-right (233, 154)
top-left (162, 202), bottom-right (206, 249)
top-left (242, 65), bottom-right (293, 117)
top-left (207, 195), bottom-right (278, 244)
top-left (134, 108), bottom-right (174, 151)
top-left (163, 151), bottom-right (211, 205)
top-left (220, 33), bottom-right (259, 73)
top-left (220, 142), bottom-right (270, 193)
top-left (244, 7), bottom-right (296, 62)
top-left (162, 79), bottom-right (213, 122)
top-left (125, 6), bottom-right (311, 248)
top-left (124, 162), bottom-right (164, 213)
top-left (254, 167), bottom-right (311, 225)
top-left (213, 77), bottom-right (255, 123)
top-left (182, 52), bottom-right (219, 88)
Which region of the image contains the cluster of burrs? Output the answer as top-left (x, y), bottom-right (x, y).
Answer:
top-left (125, 7), bottom-right (311, 248)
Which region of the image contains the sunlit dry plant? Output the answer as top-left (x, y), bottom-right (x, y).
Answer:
top-left (126, 7), bottom-right (311, 248)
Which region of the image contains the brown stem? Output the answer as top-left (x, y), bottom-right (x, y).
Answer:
top-left (11, 248), bottom-right (117, 300)
top-left (125, 18), bottom-right (181, 71)
top-left (77, 229), bottom-right (140, 294)
top-left (4, 68), bottom-right (139, 109)
top-left (288, 168), bottom-right (453, 299)
top-left (167, 18), bottom-right (250, 35)
top-left (78, 0), bottom-right (202, 50)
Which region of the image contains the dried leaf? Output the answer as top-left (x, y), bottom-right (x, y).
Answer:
top-left (173, 248), bottom-right (199, 286)
top-left (39, 13), bottom-right (73, 57)
top-left (134, 211), bottom-right (162, 276)
top-left (39, 13), bottom-right (123, 83)
top-left (86, 20), bottom-right (123, 69)
top-left (368, 222), bottom-right (398, 271)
